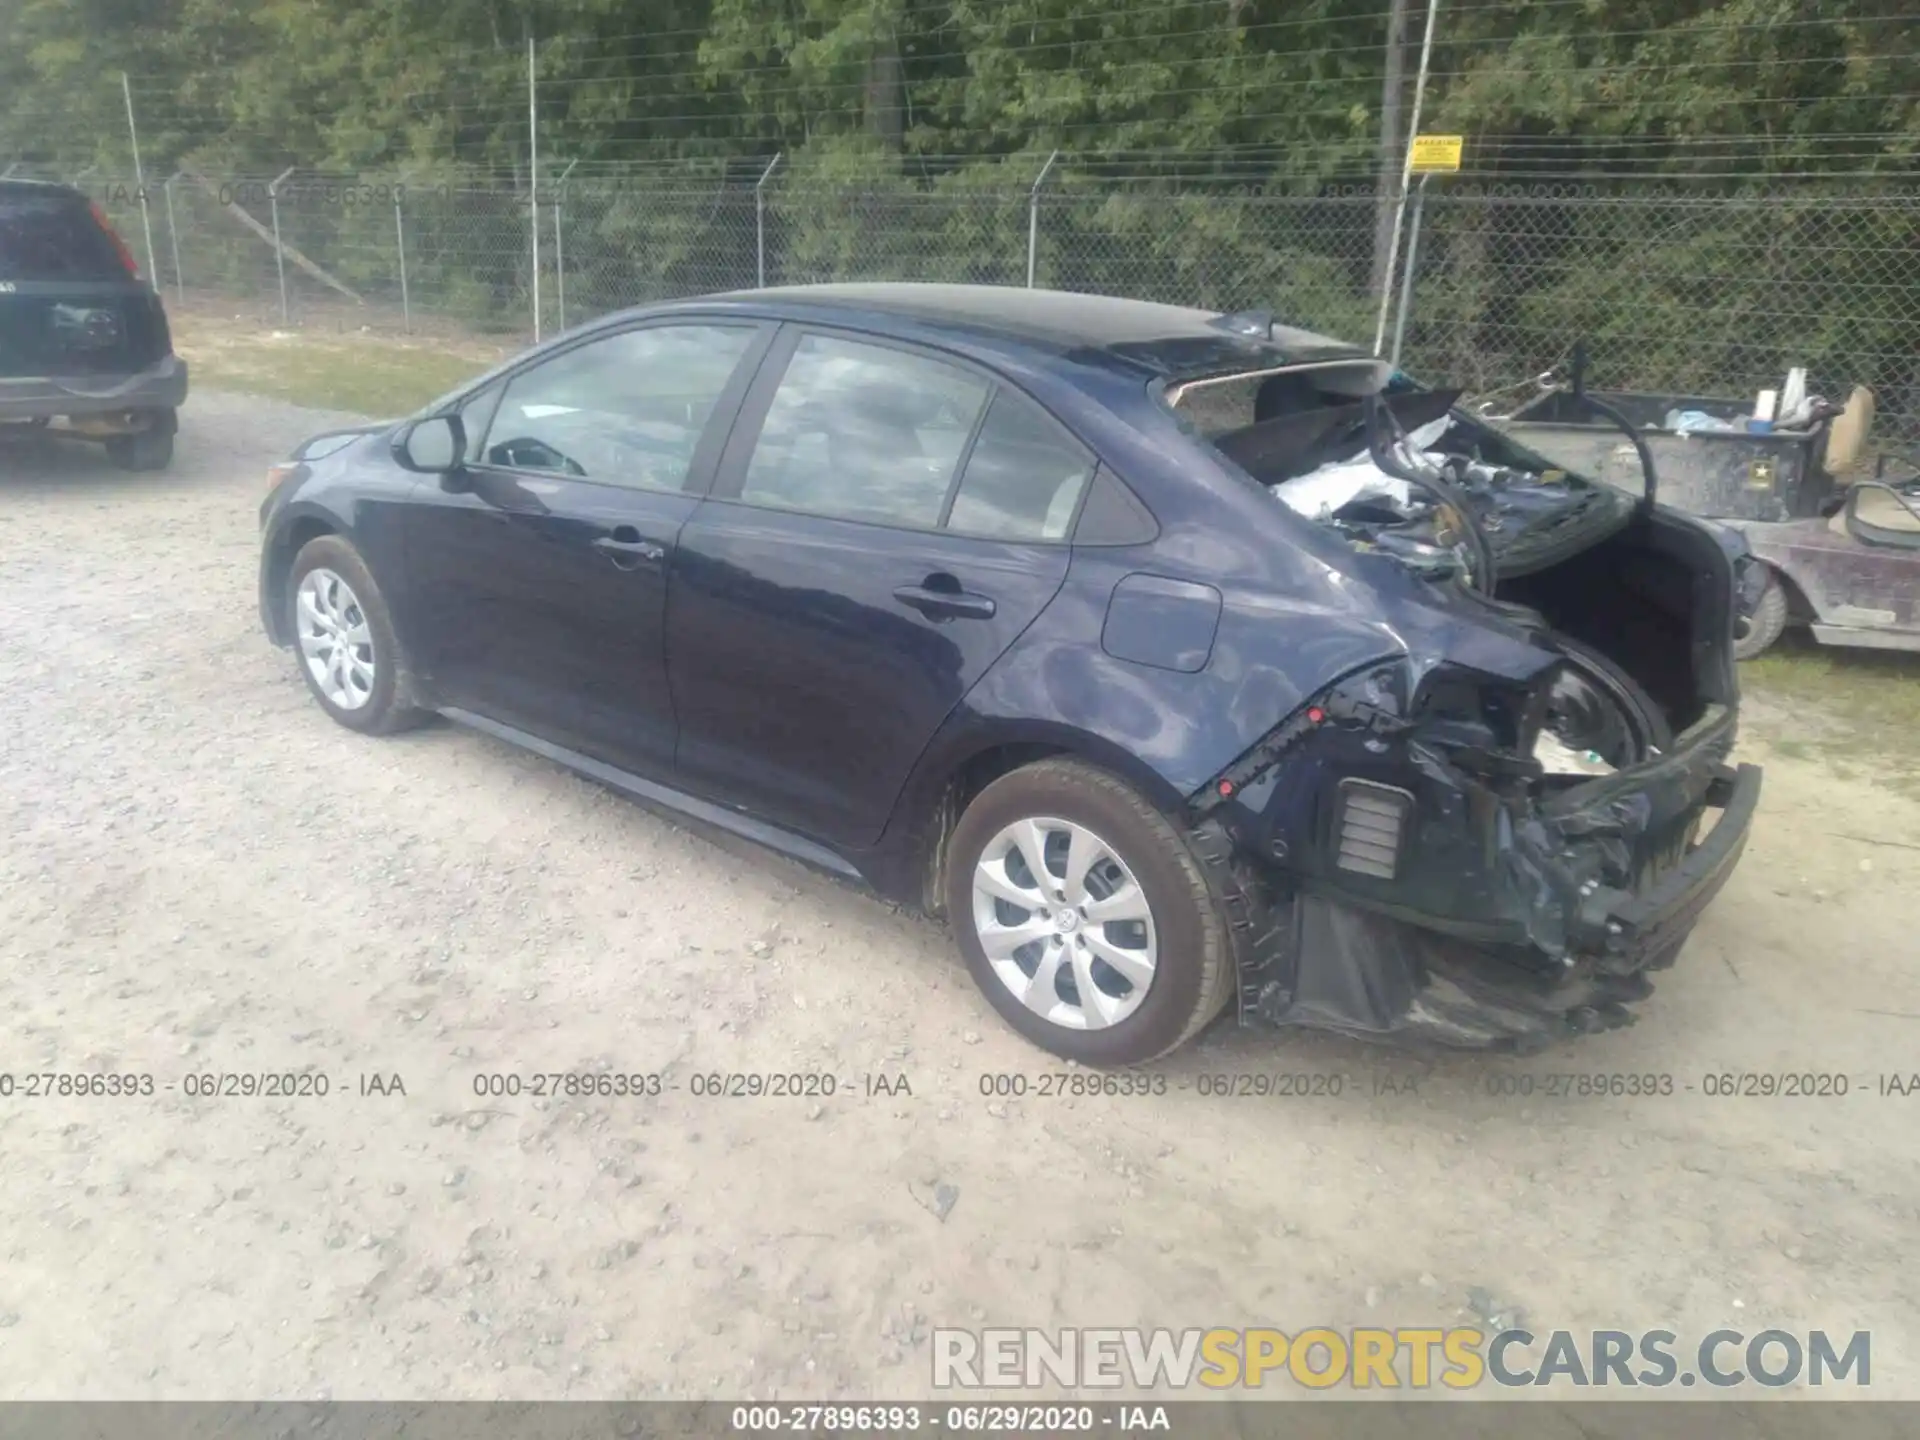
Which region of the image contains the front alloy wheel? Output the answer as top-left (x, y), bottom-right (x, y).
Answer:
top-left (286, 534), bottom-right (425, 735)
top-left (297, 567), bottom-right (376, 710)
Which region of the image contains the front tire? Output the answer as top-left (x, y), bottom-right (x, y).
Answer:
top-left (945, 758), bottom-right (1236, 1066)
top-left (288, 535), bottom-right (426, 735)
top-left (1733, 566), bottom-right (1788, 661)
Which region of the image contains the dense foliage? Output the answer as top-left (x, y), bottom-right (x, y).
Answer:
top-left (3, 2), bottom-right (1915, 432)
top-left (3, 0), bottom-right (1914, 180)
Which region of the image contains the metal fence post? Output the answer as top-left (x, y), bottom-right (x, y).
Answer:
top-left (394, 184), bottom-right (411, 334)
top-left (755, 152), bottom-right (783, 288)
top-left (268, 166), bottom-right (296, 324)
top-left (1027, 149), bottom-right (1059, 288)
top-left (121, 73), bottom-right (159, 284)
top-left (163, 173), bottom-right (185, 307)
top-left (1372, 0), bottom-right (1441, 355)
top-left (528, 35), bottom-right (541, 342)
top-left (1389, 173), bottom-right (1431, 368)
top-left (552, 198), bottom-right (564, 330)
top-left (552, 158), bottom-right (577, 331)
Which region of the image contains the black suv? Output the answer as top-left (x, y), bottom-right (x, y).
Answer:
top-left (0, 179), bottom-right (187, 469)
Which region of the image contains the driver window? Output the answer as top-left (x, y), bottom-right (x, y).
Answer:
top-left (481, 324), bottom-right (755, 491)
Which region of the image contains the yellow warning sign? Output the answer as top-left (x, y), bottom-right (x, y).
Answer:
top-left (1409, 134), bottom-right (1464, 172)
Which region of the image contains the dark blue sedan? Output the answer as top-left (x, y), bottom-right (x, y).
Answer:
top-left (258, 283), bottom-right (1760, 1063)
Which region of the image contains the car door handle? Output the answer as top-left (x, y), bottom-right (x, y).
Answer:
top-left (892, 580), bottom-right (997, 621)
top-left (592, 527), bottom-right (665, 565)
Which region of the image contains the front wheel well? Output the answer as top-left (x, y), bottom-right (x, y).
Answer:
top-left (1764, 559), bottom-right (1816, 625)
top-left (266, 517), bottom-right (338, 640)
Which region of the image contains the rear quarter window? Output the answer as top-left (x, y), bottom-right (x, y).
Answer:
top-left (945, 389), bottom-right (1095, 541)
top-left (0, 192), bottom-right (128, 282)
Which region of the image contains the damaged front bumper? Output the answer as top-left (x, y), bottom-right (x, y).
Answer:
top-left (1196, 671), bottom-right (1762, 1050)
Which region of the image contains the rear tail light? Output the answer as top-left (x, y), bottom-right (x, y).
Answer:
top-left (1332, 779), bottom-right (1413, 880)
top-left (88, 201), bottom-right (140, 277)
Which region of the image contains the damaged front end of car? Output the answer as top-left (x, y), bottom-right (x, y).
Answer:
top-left (1181, 366), bottom-right (1763, 1049)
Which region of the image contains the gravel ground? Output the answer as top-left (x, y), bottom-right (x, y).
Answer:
top-left (1, 391), bottom-right (1917, 1401)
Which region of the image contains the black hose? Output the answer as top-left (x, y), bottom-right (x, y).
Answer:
top-left (1576, 393), bottom-right (1660, 512)
top-left (1568, 352), bottom-right (1659, 512)
top-left (1363, 392), bottom-right (1498, 594)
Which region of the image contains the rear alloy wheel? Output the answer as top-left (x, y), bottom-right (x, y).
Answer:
top-left (288, 535), bottom-right (425, 735)
top-left (946, 759), bottom-right (1235, 1065)
top-left (972, 816), bottom-right (1158, 1031)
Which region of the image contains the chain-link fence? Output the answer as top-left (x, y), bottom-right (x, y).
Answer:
top-left (1402, 185), bottom-right (1920, 438)
top-left (46, 164), bottom-right (1920, 446)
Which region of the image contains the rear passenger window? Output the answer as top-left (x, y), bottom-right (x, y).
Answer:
top-left (945, 390), bottom-right (1095, 541)
top-left (740, 334), bottom-right (990, 528)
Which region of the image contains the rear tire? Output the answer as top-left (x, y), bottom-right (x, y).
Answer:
top-left (288, 535), bottom-right (427, 735)
top-left (945, 758), bottom-right (1235, 1066)
top-left (1733, 567), bottom-right (1788, 661)
top-left (104, 411), bottom-right (175, 472)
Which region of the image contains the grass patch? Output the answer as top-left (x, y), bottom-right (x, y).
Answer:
top-left (1742, 635), bottom-right (1920, 793)
top-left (173, 321), bottom-right (504, 416)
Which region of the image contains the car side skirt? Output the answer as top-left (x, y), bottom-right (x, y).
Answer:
top-left (437, 707), bottom-right (865, 883)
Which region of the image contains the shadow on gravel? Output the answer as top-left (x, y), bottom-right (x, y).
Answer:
top-left (0, 427), bottom-right (210, 491)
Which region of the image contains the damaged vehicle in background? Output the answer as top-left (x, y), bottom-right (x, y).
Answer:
top-left (256, 284), bottom-right (1759, 1064)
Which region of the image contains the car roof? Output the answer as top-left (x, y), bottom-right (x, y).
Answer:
top-left (420, 282), bottom-right (1378, 424)
top-left (696, 283), bottom-right (1369, 380)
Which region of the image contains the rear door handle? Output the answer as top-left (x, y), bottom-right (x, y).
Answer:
top-left (593, 525), bottom-right (665, 566)
top-left (892, 581), bottom-right (996, 621)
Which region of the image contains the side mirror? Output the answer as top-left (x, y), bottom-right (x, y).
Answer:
top-left (392, 414), bottom-right (466, 473)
